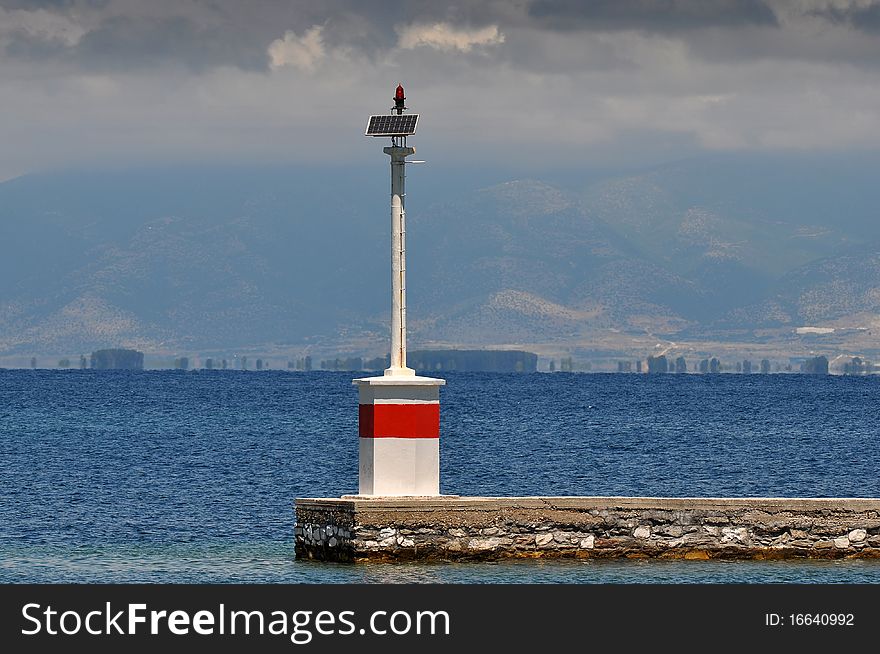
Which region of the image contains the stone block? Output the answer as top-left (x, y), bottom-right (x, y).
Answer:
top-left (849, 529), bottom-right (867, 543)
top-left (535, 533), bottom-right (553, 547)
top-left (721, 527), bottom-right (749, 544)
top-left (468, 537), bottom-right (506, 550)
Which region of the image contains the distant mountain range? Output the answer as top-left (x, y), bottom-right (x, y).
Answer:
top-left (2, 154), bottom-right (879, 361)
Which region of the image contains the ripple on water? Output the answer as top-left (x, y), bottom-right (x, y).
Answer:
top-left (1, 370), bottom-right (879, 582)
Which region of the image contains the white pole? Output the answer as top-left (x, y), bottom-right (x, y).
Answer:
top-left (384, 145), bottom-right (415, 377)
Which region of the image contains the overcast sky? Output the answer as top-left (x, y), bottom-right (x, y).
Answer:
top-left (2, 0), bottom-right (880, 180)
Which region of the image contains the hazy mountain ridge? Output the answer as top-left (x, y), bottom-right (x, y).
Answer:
top-left (721, 246), bottom-right (880, 329)
top-left (0, 168), bottom-right (389, 353)
top-left (1, 155), bottom-right (879, 357)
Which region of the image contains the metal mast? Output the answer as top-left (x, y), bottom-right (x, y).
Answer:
top-left (384, 141), bottom-right (414, 375)
top-left (365, 84), bottom-right (420, 377)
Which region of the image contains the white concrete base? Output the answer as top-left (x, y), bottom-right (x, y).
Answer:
top-left (384, 366), bottom-right (415, 377)
top-left (354, 374), bottom-right (445, 497)
top-left (354, 374), bottom-right (446, 387)
top-left (358, 437), bottom-right (439, 496)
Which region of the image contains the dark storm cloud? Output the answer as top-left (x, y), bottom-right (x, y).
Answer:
top-left (0, 0), bottom-right (805, 75)
top-left (260, 0), bottom-right (517, 57)
top-left (526, 0), bottom-right (779, 32)
top-left (3, 35), bottom-right (68, 60)
top-left (3, 0), bottom-right (880, 180)
top-left (312, 0), bottom-right (518, 28)
top-left (0, 1), bottom-right (78, 7)
top-left (813, 2), bottom-right (880, 33)
top-left (0, 2), bottom-right (283, 71)
top-left (73, 14), bottom-right (270, 72)
top-left (1, 0), bottom-right (879, 84)
top-left (0, 0), bottom-right (515, 72)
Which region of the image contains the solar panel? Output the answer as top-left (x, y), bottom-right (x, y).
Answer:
top-left (365, 114), bottom-right (419, 136)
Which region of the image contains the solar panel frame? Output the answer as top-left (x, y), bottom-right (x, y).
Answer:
top-left (365, 114), bottom-right (419, 136)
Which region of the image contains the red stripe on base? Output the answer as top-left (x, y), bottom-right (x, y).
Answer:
top-left (359, 403), bottom-right (440, 438)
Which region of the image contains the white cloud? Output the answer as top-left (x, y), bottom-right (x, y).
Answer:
top-left (0, 8), bottom-right (87, 46)
top-left (396, 22), bottom-right (505, 52)
top-left (267, 26), bottom-right (325, 72)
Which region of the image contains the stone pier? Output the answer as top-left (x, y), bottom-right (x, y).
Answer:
top-left (294, 496), bottom-right (880, 562)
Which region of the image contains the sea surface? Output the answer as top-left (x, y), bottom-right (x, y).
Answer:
top-left (1, 369), bottom-right (879, 583)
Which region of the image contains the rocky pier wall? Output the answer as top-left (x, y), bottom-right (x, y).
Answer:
top-left (294, 496), bottom-right (880, 562)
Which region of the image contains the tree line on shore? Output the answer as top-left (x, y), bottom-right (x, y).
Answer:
top-left (16, 350), bottom-right (876, 376)
top-left (626, 354), bottom-right (842, 375)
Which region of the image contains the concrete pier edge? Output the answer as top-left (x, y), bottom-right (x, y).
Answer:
top-left (294, 495), bottom-right (880, 562)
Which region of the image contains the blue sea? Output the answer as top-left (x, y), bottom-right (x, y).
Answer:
top-left (1, 369), bottom-right (879, 583)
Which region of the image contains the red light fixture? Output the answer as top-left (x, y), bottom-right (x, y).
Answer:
top-left (394, 84), bottom-right (406, 114)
